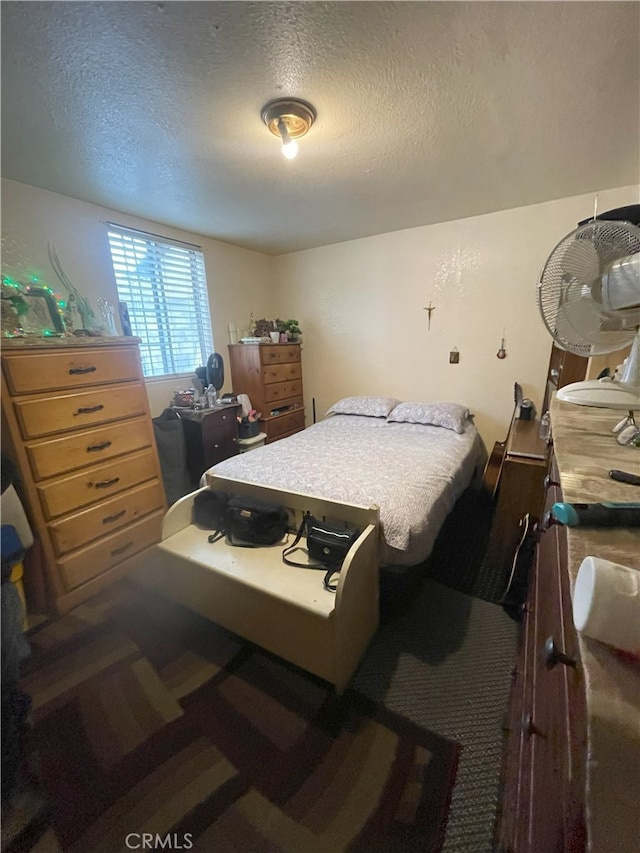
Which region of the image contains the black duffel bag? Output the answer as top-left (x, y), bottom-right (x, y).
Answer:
top-left (226, 496), bottom-right (289, 547)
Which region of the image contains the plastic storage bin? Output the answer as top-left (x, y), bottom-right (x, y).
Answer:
top-left (238, 432), bottom-right (267, 453)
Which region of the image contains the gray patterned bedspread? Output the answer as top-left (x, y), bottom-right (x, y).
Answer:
top-left (206, 414), bottom-right (487, 567)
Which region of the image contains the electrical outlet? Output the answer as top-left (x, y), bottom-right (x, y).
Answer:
top-left (449, 349), bottom-right (459, 364)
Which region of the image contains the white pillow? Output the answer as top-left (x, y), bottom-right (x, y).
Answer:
top-left (387, 401), bottom-right (471, 434)
top-left (326, 396), bottom-right (401, 418)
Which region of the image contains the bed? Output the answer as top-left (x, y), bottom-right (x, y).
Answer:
top-left (204, 397), bottom-right (487, 568)
top-left (134, 397), bottom-right (486, 692)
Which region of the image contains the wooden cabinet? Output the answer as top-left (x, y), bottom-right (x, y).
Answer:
top-left (178, 405), bottom-right (240, 487)
top-left (497, 460), bottom-right (586, 853)
top-left (228, 342), bottom-right (305, 443)
top-left (485, 419), bottom-right (550, 576)
top-left (542, 344), bottom-right (587, 413)
top-left (1, 338), bottom-right (166, 615)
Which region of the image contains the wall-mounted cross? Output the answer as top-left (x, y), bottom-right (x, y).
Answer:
top-left (423, 301), bottom-right (436, 330)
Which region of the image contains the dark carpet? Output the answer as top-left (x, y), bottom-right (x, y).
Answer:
top-left (8, 485), bottom-right (519, 853)
top-left (370, 487), bottom-right (520, 851)
top-left (15, 583), bottom-right (459, 853)
top-left (420, 488), bottom-right (508, 604)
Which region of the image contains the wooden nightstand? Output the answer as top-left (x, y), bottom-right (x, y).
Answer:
top-left (484, 418), bottom-right (550, 575)
top-left (178, 405), bottom-right (240, 487)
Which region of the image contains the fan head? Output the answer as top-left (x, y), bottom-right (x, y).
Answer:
top-left (537, 219), bottom-right (640, 356)
top-left (206, 353), bottom-right (224, 391)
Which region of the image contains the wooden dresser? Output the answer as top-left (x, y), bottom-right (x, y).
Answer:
top-left (1, 337), bottom-right (166, 615)
top-left (497, 398), bottom-right (640, 853)
top-left (228, 342), bottom-right (305, 443)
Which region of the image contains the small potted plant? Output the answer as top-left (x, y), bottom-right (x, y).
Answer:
top-left (277, 318), bottom-right (302, 342)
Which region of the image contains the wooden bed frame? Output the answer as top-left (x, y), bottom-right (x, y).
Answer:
top-left (133, 474), bottom-right (380, 694)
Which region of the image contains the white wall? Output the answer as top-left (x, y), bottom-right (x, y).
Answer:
top-left (273, 185), bottom-right (639, 449)
top-left (2, 179), bottom-right (637, 447)
top-left (1, 179), bottom-right (272, 415)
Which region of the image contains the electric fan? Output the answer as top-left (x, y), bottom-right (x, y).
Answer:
top-left (537, 218), bottom-right (640, 409)
top-left (206, 352), bottom-right (224, 392)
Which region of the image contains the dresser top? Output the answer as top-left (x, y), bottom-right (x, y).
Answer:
top-left (550, 396), bottom-right (640, 853)
top-left (1, 335), bottom-right (140, 352)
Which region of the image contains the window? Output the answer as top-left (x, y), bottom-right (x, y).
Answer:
top-left (107, 224), bottom-right (214, 378)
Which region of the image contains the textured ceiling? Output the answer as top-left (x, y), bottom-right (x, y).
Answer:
top-left (2, 1), bottom-right (639, 255)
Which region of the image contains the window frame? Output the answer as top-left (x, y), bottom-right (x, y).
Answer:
top-left (106, 223), bottom-right (214, 379)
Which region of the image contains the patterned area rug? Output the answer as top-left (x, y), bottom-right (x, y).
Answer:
top-left (18, 582), bottom-right (459, 852)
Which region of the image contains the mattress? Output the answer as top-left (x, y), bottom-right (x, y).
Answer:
top-left (206, 414), bottom-right (487, 567)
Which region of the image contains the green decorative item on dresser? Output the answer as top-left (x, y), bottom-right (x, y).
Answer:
top-left (276, 318), bottom-right (302, 341)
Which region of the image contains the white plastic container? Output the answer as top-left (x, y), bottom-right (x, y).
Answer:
top-left (573, 556), bottom-right (640, 655)
top-left (237, 432), bottom-right (267, 454)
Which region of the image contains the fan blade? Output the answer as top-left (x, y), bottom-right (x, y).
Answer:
top-left (560, 239), bottom-right (600, 284)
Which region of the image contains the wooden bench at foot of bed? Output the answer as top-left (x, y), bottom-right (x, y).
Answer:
top-left (133, 475), bottom-right (380, 694)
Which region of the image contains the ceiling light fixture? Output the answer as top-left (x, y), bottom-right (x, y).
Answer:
top-left (261, 98), bottom-right (316, 160)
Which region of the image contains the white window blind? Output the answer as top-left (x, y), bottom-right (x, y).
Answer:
top-left (107, 224), bottom-right (214, 378)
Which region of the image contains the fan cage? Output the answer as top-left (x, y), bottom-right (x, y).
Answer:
top-left (537, 220), bottom-right (640, 356)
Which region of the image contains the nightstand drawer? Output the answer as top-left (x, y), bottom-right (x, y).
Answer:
top-left (48, 480), bottom-right (165, 556)
top-left (36, 448), bottom-right (159, 519)
top-left (201, 409), bottom-right (237, 434)
top-left (25, 417), bottom-right (154, 480)
top-left (2, 347), bottom-right (142, 395)
top-left (14, 383), bottom-right (148, 439)
top-left (58, 510), bottom-right (164, 590)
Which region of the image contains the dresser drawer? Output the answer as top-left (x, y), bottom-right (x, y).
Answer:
top-left (57, 510), bottom-right (164, 590)
top-left (259, 345), bottom-right (300, 366)
top-left (36, 449), bottom-right (159, 519)
top-left (264, 410), bottom-right (305, 441)
top-left (25, 417), bottom-right (154, 480)
top-left (261, 361), bottom-right (302, 385)
top-left (2, 347), bottom-right (142, 395)
top-left (14, 383), bottom-right (148, 439)
top-left (48, 480), bottom-right (165, 556)
top-left (263, 379), bottom-right (303, 405)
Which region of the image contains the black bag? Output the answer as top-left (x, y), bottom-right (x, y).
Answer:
top-left (282, 514), bottom-right (361, 591)
top-left (193, 489), bottom-right (229, 541)
top-left (226, 496), bottom-right (289, 546)
top-left (153, 408), bottom-right (192, 505)
top-left (307, 518), bottom-right (361, 568)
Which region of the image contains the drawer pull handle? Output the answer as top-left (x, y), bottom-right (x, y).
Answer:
top-left (103, 509), bottom-right (126, 524)
top-left (87, 440), bottom-right (112, 453)
top-left (544, 636), bottom-right (577, 670)
top-left (95, 477), bottom-right (120, 489)
top-left (111, 541), bottom-right (133, 557)
top-left (522, 713), bottom-right (545, 738)
top-left (538, 510), bottom-right (562, 532)
top-left (75, 404), bottom-right (105, 415)
top-left (543, 474), bottom-right (560, 491)
top-left (69, 366), bottom-right (97, 375)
